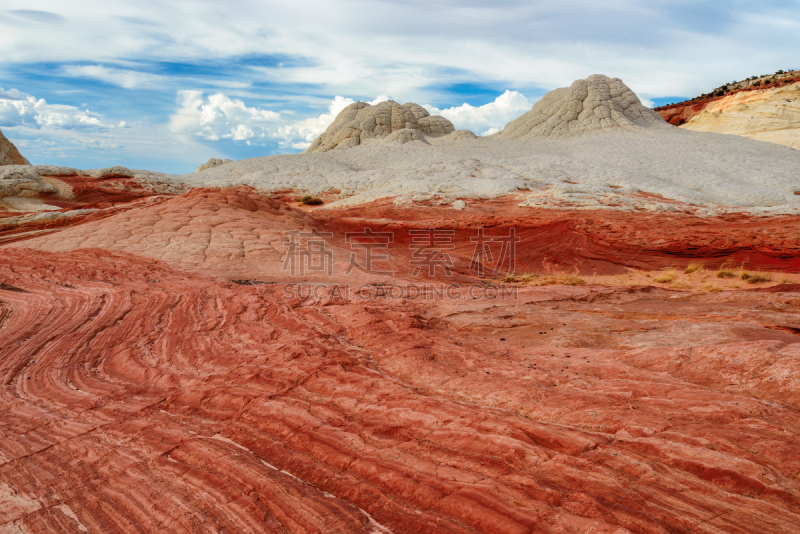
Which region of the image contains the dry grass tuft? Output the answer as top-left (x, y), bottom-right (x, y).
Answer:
top-left (717, 262), bottom-right (736, 278)
top-left (704, 285), bottom-right (723, 292)
top-left (535, 275), bottom-right (586, 286)
top-left (745, 273), bottom-right (772, 284)
top-left (671, 281), bottom-right (692, 289)
top-left (684, 262), bottom-right (704, 274)
top-left (501, 273), bottom-right (536, 284)
top-left (654, 269), bottom-right (676, 284)
top-left (501, 273), bottom-right (586, 286)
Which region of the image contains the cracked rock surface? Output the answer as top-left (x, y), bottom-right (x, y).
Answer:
top-left (306, 100), bottom-right (455, 152)
top-left (495, 74), bottom-right (669, 139)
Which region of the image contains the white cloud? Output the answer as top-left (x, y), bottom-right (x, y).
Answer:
top-left (274, 94), bottom-right (390, 150)
top-left (0, 87), bottom-right (107, 130)
top-left (61, 65), bottom-right (168, 89)
top-left (169, 90), bottom-right (281, 142)
top-left (639, 97), bottom-right (655, 108)
top-left (424, 90), bottom-right (532, 135)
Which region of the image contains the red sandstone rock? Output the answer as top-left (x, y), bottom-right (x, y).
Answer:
top-left (6, 190), bottom-right (800, 277)
top-left (2, 187), bottom-right (800, 533)
top-left (1, 245), bottom-right (800, 533)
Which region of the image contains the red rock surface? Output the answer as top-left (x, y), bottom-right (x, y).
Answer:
top-left (7, 189), bottom-right (800, 276)
top-left (319, 197), bottom-right (800, 274)
top-left (0, 173), bottom-right (179, 246)
top-left (3, 189), bottom-right (800, 533)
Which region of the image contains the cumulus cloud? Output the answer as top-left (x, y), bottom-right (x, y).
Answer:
top-left (169, 90), bottom-right (281, 144)
top-left (274, 94), bottom-right (390, 150)
top-left (424, 91), bottom-right (532, 136)
top-left (0, 88), bottom-right (107, 129)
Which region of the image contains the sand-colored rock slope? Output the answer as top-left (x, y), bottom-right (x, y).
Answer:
top-left (306, 100), bottom-right (455, 152)
top-left (495, 74), bottom-right (668, 139)
top-left (678, 82), bottom-right (800, 149)
top-left (655, 72), bottom-right (800, 150)
top-left (0, 129), bottom-right (30, 166)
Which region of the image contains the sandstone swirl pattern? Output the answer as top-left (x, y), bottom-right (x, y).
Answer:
top-left (2, 245), bottom-right (800, 533)
top-left (2, 188), bottom-right (800, 532)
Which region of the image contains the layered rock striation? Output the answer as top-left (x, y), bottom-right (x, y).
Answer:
top-left (2, 243), bottom-right (800, 533)
top-left (655, 72), bottom-right (800, 150)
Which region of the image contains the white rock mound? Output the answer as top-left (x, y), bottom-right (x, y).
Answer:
top-left (495, 74), bottom-right (670, 139)
top-left (84, 166), bottom-right (135, 178)
top-left (197, 158), bottom-right (233, 172)
top-left (306, 100), bottom-right (455, 152)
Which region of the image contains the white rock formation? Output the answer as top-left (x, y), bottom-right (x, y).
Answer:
top-left (0, 167), bottom-right (56, 198)
top-left (175, 123), bottom-right (800, 215)
top-left (0, 164), bottom-right (183, 212)
top-left (0, 130), bottom-right (30, 166)
top-left (495, 74), bottom-right (669, 139)
top-left (197, 158), bottom-right (233, 172)
top-left (306, 100), bottom-right (455, 152)
top-left (84, 166), bottom-right (135, 178)
top-left (6, 76), bottom-right (799, 216)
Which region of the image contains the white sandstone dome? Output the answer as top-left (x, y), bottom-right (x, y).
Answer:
top-left (306, 100), bottom-right (455, 152)
top-left (495, 74), bottom-right (670, 139)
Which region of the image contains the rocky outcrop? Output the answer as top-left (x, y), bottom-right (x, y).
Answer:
top-left (0, 168), bottom-right (57, 199)
top-left (0, 129), bottom-right (30, 166)
top-left (654, 71), bottom-right (800, 149)
top-left (0, 165), bottom-right (180, 235)
top-left (306, 100), bottom-right (455, 152)
top-left (495, 74), bottom-right (669, 139)
top-left (671, 82), bottom-right (800, 149)
top-left (656, 71), bottom-right (800, 127)
top-left (83, 166), bottom-right (135, 179)
top-left (196, 157), bottom-right (233, 172)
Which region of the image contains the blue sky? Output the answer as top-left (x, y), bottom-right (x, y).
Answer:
top-left (1, 0), bottom-right (798, 174)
